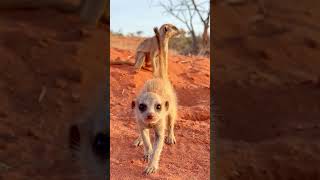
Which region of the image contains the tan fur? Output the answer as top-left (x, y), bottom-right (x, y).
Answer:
top-left (135, 24), bottom-right (180, 77)
top-left (132, 25), bottom-right (178, 175)
top-left (132, 78), bottom-right (177, 174)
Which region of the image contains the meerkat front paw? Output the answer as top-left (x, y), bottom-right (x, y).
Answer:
top-left (133, 137), bottom-right (144, 147)
top-left (144, 163), bottom-right (158, 175)
top-left (165, 134), bottom-right (176, 145)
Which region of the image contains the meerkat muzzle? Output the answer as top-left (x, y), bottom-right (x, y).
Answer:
top-left (147, 114), bottom-right (154, 120)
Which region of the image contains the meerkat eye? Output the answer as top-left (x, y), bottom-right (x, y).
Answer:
top-left (139, 103), bottom-right (147, 112)
top-left (156, 104), bottom-right (162, 110)
top-left (92, 132), bottom-right (108, 157)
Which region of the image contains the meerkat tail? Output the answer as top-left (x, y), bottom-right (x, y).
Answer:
top-left (153, 27), bottom-right (168, 79)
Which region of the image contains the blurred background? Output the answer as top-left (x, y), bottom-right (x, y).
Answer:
top-left (213, 0), bottom-right (320, 179)
top-left (0, 0), bottom-right (108, 179)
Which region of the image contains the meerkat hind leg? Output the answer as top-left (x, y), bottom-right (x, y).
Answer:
top-left (144, 53), bottom-right (152, 68)
top-left (134, 52), bottom-right (146, 72)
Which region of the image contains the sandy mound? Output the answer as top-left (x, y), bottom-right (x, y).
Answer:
top-left (110, 35), bottom-right (210, 179)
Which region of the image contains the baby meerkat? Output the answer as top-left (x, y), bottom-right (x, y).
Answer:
top-left (132, 78), bottom-right (177, 174)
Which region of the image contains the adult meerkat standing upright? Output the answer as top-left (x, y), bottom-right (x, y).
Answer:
top-left (111, 23), bottom-right (181, 76)
top-left (131, 27), bottom-right (178, 175)
top-left (134, 24), bottom-right (180, 76)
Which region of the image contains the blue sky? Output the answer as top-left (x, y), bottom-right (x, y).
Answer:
top-left (110, 0), bottom-right (209, 37)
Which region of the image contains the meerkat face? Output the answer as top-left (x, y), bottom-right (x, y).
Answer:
top-left (159, 24), bottom-right (181, 38)
top-left (69, 100), bottom-right (109, 179)
top-left (69, 121), bottom-right (108, 179)
top-left (132, 92), bottom-right (169, 125)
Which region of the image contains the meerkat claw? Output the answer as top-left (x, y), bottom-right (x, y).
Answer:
top-left (133, 137), bottom-right (144, 147)
top-left (144, 164), bottom-right (158, 175)
top-left (165, 135), bottom-right (176, 145)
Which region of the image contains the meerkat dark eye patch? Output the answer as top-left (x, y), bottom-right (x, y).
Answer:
top-left (131, 101), bottom-right (135, 109)
top-left (92, 132), bottom-right (108, 158)
top-left (156, 104), bottom-right (162, 111)
top-left (165, 101), bottom-right (169, 111)
top-left (139, 103), bottom-right (147, 112)
top-left (69, 125), bottom-right (80, 150)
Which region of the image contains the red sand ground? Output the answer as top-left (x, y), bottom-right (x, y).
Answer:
top-left (110, 35), bottom-right (211, 179)
top-left (0, 8), bottom-right (107, 179)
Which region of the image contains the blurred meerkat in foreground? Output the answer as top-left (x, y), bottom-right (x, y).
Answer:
top-left (110, 23), bottom-right (182, 76)
top-left (69, 86), bottom-right (108, 179)
top-left (131, 27), bottom-right (178, 175)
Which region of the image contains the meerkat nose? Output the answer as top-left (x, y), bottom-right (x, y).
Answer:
top-left (147, 114), bottom-right (154, 120)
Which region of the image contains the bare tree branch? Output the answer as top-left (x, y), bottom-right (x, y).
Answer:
top-left (159, 2), bottom-right (192, 31)
top-left (158, 0), bottom-right (210, 53)
top-left (191, 0), bottom-right (210, 25)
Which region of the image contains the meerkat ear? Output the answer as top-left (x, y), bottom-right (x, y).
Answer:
top-left (154, 27), bottom-right (160, 36)
top-left (153, 27), bottom-right (158, 33)
top-left (131, 100), bottom-right (136, 109)
top-left (165, 101), bottom-right (169, 111)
